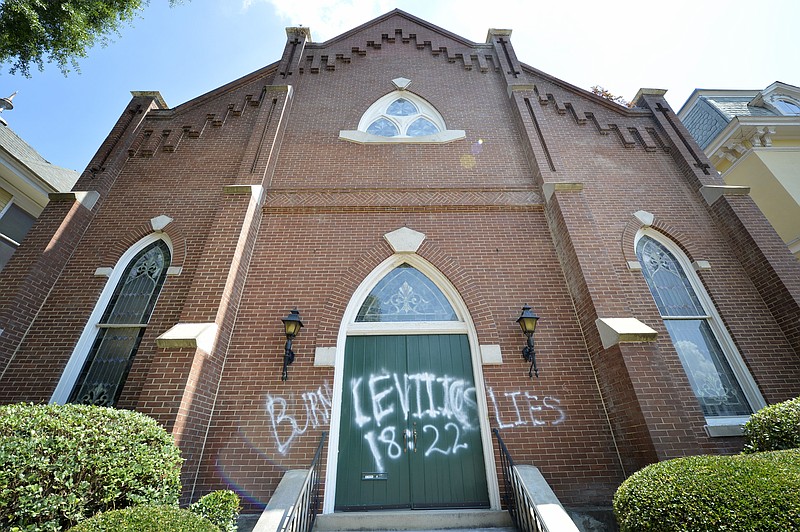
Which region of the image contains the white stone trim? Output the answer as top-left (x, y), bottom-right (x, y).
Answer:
top-left (224, 184), bottom-right (265, 204)
top-left (50, 233), bottom-right (174, 404)
top-left (633, 210), bottom-right (655, 227)
top-left (595, 318), bottom-right (658, 349)
top-left (480, 344), bottom-right (503, 365)
top-left (383, 226), bottom-right (426, 253)
top-left (322, 254), bottom-right (500, 513)
top-left (626, 261), bottom-right (642, 271)
top-left (339, 129), bottom-right (465, 144)
top-left (314, 346), bottom-right (336, 367)
top-left (704, 417), bottom-right (748, 437)
top-left (150, 215), bottom-right (173, 232)
top-left (692, 260), bottom-right (712, 271)
top-left (700, 184), bottom-right (750, 205)
top-left (156, 322), bottom-right (218, 355)
top-left (94, 267), bottom-right (113, 277)
top-left (48, 191), bottom-right (100, 211)
top-left (542, 182), bottom-right (583, 203)
top-left (514, 465), bottom-right (580, 532)
top-left (634, 228), bottom-right (766, 422)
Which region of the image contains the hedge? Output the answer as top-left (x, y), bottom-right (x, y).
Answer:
top-left (613, 449), bottom-right (800, 531)
top-left (743, 396), bottom-right (800, 453)
top-left (0, 403), bottom-right (182, 531)
top-left (67, 505), bottom-right (218, 532)
top-left (190, 490), bottom-right (241, 532)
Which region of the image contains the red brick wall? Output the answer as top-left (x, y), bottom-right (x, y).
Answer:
top-left (1, 12), bottom-right (798, 516)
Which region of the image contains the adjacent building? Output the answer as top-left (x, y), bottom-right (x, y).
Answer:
top-left (679, 81), bottom-right (800, 258)
top-left (1, 11), bottom-right (798, 526)
top-left (0, 96), bottom-right (80, 271)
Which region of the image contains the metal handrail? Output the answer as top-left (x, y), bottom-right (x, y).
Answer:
top-left (493, 428), bottom-right (548, 532)
top-left (277, 432), bottom-right (327, 532)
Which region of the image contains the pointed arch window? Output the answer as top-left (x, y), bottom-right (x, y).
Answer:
top-left (636, 234), bottom-right (763, 420)
top-left (356, 264), bottom-right (457, 322)
top-left (67, 239), bottom-right (171, 407)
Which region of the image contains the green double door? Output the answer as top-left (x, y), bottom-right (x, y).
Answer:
top-left (335, 334), bottom-right (489, 511)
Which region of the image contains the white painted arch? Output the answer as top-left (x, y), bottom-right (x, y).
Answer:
top-left (50, 232), bottom-right (173, 405)
top-left (322, 253), bottom-right (500, 513)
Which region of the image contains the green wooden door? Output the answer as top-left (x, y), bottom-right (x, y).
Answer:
top-left (335, 335), bottom-right (489, 511)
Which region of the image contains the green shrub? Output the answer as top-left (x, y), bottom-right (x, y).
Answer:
top-left (0, 403), bottom-right (183, 531)
top-left (743, 396), bottom-right (800, 453)
top-left (190, 490), bottom-right (241, 532)
top-left (67, 505), bottom-right (218, 532)
top-left (613, 450), bottom-right (800, 531)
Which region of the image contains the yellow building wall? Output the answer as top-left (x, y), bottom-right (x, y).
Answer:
top-left (722, 148), bottom-right (800, 258)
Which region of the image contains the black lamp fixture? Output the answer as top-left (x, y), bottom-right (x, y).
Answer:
top-left (516, 305), bottom-right (540, 378)
top-left (281, 309), bottom-right (303, 381)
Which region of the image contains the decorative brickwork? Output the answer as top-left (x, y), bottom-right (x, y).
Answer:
top-left (0, 8), bottom-right (798, 520)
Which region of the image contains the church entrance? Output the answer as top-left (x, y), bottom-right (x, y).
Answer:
top-left (334, 334), bottom-right (489, 510)
top-left (325, 258), bottom-right (496, 512)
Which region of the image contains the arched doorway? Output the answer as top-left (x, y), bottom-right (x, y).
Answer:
top-left (323, 254), bottom-right (499, 513)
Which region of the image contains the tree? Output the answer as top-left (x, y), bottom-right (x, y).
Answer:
top-left (591, 85), bottom-right (633, 108)
top-left (0, 0), bottom-right (180, 77)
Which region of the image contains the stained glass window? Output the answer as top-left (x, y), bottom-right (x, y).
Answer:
top-left (356, 264), bottom-right (457, 322)
top-left (386, 98), bottom-right (418, 116)
top-left (407, 117), bottom-right (439, 137)
top-left (637, 236), bottom-right (751, 417)
top-left (358, 92), bottom-right (446, 139)
top-left (69, 239), bottom-right (170, 407)
top-left (367, 118), bottom-right (400, 137)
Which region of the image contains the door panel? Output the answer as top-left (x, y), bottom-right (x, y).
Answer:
top-left (335, 334), bottom-right (489, 511)
top-left (407, 335), bottom-right (489, 508)
top-left (335, 336), bottom-right (411, 510)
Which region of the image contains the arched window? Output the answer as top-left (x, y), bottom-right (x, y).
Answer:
top-left (635, 233), bottom-right (763, 421)
top-left (774, 98), bottom-right (800, 116)
top-left (52, 237), bottom-right (171, 406)
top-left (361, 93), bottom-right (444, 138)
top-left (339, 91), bottom-right (464, 144)
top-left (355, 263), bottom-right (457, 322)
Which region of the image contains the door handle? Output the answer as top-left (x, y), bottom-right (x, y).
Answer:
top-left (413, 424), bottom-right (417, 452)
top-left (403, 429), bottom-right (408, 453)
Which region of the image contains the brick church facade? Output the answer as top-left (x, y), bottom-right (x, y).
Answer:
top-left (1, 10), bottom-right (799, 518)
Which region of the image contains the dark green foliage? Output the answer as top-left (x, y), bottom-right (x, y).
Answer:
top-left (0, 0), bottom-right (181, 76)
top-left (743, 396), bottom-right (800, 453)
top-left (67, 505), bottom-right (218, 532)
top-left (613, 450), bottom-right (800, 531)
top-left (0, 403), bottom-right (183, 531)
top-left (190, 490), bottom-right (241, 532)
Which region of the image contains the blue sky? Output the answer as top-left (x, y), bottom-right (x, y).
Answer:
top-left (3, 0), bottom-right (799, 172)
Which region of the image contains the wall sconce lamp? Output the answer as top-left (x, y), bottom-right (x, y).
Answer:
top-left (516, 305), bottom-right (540, 378)
top-left (281, 309), bottom-right (303, 381)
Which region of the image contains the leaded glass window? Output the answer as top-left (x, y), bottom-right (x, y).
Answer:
top-left (367, 117), bottom-right (400, 137)
top-left (407, 117), bottom-right (439, 137)
top-left (356, 264), bottom-right (457, 322)
top-left (69, 239), bottom-right (170, 407)
top-left (358, 93), bottom-right (444, 139)
top-left (637, 236), bottom-right (751, 417)
top-left (386, 98), bottom-right (418, 116)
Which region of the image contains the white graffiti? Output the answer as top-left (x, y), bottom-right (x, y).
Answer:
top-left (352, 371), bottom-right (479, 471)
top-left (265, 382), bottom-right (332, 455)
top-left (351, 371), bottom-right (477, 429)
top-left (487, 387), bottom-right (566, 429)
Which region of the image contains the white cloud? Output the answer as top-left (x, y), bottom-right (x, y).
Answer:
top-left (246, 0), bottom-right (395, 41)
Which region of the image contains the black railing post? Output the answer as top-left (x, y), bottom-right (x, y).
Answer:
top-left (277, 431), bottom-right (327, 532)
top-left (493, 428), bottom-right (546, 532)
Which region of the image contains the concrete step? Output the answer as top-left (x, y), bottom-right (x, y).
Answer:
top-left (313, 509), bottom-right (514, 531)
